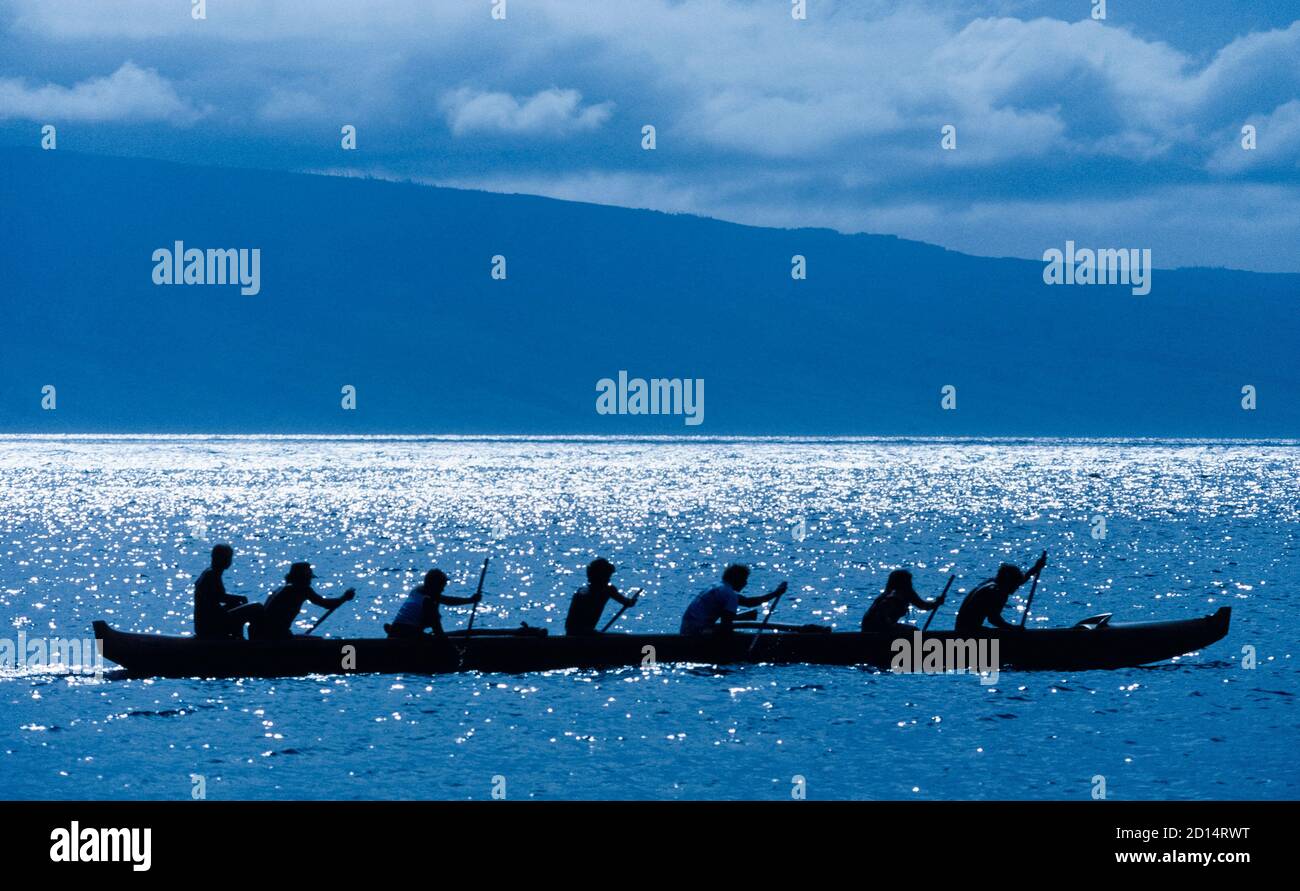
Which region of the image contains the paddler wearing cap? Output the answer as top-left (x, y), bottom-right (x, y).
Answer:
top-left (250, 561), bottom-right (356, 640)
top-left (385, 568), bottom-right (483, 639)
top-left (954, 553), bottom-right (1048, 634)
top-left (564, 557), bottom-right (637, 635)
top-left (860, 569), bottom-right (945, 633)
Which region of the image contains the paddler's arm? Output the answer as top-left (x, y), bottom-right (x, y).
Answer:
top-left (438, 591), bottom-right (483, 606)
top-left (199, 574), bottom-right (245, 609)
top-left (737, 580), bottom-right (787, 608)
top-left (721, 609), bottom-right (759, 628)
top-left (1026, 553), bottom-right (1048, 578)
top-left (307, 587), bottom-right (356, 609)
top-left (610, 586), bottom-right (637, 608)
top-left (987, 608), bottom-right (1021, 631)
top-left (908, 589), bottom-right (945, 610)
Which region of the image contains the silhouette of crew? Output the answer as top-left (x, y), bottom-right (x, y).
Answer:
top-left (193, 544), bottom-right (263, 640)
top-left (565, 558), bottom-right (637, 635)
top-left (954, 553), bottom-right (1047, 633)
top-left (861, 569), bottom-right (944, 632)
top-left (249, 562), bottom-right (355, 641)
top-left (680, 564), bottom-right (786, 635)
top-left (385, 568), bottom-right (482, 639)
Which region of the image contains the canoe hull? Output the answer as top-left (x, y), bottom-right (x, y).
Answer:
top-left (92, 607), bottom-right (1231, 679)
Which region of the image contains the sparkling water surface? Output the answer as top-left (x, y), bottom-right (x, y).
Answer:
top-left (0, 437), bottom-right (1295, 800)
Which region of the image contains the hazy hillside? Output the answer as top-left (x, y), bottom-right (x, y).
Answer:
top-left (1, 148), bottom-right (1296, 436)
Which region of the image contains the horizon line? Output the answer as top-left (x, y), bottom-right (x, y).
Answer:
top-left (3, 433), bottom-right (1298, 447)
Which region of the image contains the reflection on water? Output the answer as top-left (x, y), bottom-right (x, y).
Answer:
top-left (0, 437), bottom-right (1295, 799)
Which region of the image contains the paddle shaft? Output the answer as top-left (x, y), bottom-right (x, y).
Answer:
top-left (1019, 551), bottom-right (1048, 627)
top-left (600, 588), bottom-right (643, 633)
top-left (747, 589), bottom-right (786, 656)
top-left (306, 601), bottom-right (343, 636)
top-left (465, 557), bottom-right (490, 634)
top-left (921, 574), bottom-right (956, 632)
top-left (454, 558), bottom-right (491, 669)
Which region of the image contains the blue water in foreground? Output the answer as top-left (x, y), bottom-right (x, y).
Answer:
top-left (0, 437), bottom-right (1295, 800)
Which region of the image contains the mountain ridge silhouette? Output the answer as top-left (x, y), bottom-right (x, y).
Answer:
top-left (2, 148), bottom-right (1296, 436)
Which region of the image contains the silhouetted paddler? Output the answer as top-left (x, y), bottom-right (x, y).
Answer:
top-left (250, 562), bottom-right (354, 640)
top-left (861, 569), bottom-right (944, 632)
top-left (386, 568), bottom-right (482, 638)
top-left (680, 564), bottom-right (786, 635)
top-left (955, 553), bottom-right (1047, 633)
top-left (565, 558), bottom-right (636, 635)
top-left (193, 544), bottom-right (263, 640)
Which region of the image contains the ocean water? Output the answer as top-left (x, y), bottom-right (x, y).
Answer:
top-left (0, 436), bottom-right (1295, 801)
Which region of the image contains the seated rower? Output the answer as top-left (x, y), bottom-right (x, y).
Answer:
top-left (565, 558), bottom-right (637, 635)
top-left (386, 569), bottom-right (482, 639)
top-left (680, 564), bottom-right (786, 635)
top-left (249, 562), bottom-right (355, 641)
top-left (861, 569), bottom-right (944, 632)
top-left (194, 544), bottom-right (263, 640)
top-left (954, 553), bottom-right (1047, 634)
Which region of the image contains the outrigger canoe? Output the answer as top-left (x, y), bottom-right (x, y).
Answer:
top-left (93, 607), bottom-right (1230, 678)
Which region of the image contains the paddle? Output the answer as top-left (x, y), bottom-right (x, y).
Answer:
top-left (306, 588), bottom-right (355, 636)
top-left (746, 584), bottom-right (787, 658)
top-left (1019, 551), bottom-right (1048, 628)
top-left (305, 607), bottom-right (338, 636)
top-left (921, 575), bottom-right (956, 632)
top-left (600, 588), bottom-right (644, 633)
top-left (453, 557), bottom-right (492, 669)
top-left (465, 557), bottom-right (490, 635)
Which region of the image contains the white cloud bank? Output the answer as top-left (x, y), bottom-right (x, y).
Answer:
top-left (440, 88), bottom-right (613, 137)
top-left (7, 2), bottom-right (1296, 168)
top-left (4, 1), bottom-right (1298, 270)
top-left (0, 62), bottom-right (200, 123)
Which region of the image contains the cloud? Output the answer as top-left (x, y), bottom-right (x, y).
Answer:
top-left (7, 3), bottom-right (1294, 167)
top-left (850, 183), bottom-right (1300, 274)
top-left (440, 88), bottom-right (613, 137)
top-left (1207, 100), bottom-right (1300, 174)
top-left (422, 170), bottom-right (710, 216)
top-left (3, 1), bottom-right (1299, 270)
top-left (257, 88), bottom-right (330, 123)
top-left (6, 0), bottom-right (476, 41)
top-left (0, 62), bottom-right (201, 123)
top-left (1191, 21), bottom-right (1300, 118)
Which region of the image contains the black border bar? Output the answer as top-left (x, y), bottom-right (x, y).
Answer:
top-left (3, 800), bottom-right (1287, 877)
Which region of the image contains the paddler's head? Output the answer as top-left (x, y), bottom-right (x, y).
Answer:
top-left (211, 544), bottom-right (233, 571)
top-left (423, 568), bottom-right (449, 594)
top-left (587, 558), bottom-right (616, 585)
top-left (722, 564), bottom-right (750, 592)
top-left (995, 563), bottom-right (1024, 592)
top-left (885, 569), bottom-right (915, 595)
top-left (285, 562), bottom-right (316, 585)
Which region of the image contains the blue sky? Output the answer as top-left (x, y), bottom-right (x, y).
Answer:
top-left (1, 0), bottom-right (1297, 272)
